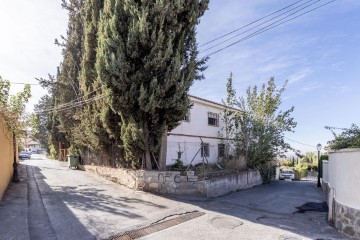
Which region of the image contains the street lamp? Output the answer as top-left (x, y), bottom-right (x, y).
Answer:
top-left (317, 143), bottom-right (322, 187)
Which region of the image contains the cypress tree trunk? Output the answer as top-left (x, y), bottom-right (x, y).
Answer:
top-left (158, 129), bottom-right (167, 171)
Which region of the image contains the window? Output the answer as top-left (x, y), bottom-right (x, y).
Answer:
top-left (201, 143), bottom-right (210, 157)
top-left (208, 112), bottom-right (219, 127)
top-left (183, 111), bottom-right (190, 122)
top-left (218, 144), bottom-right (225, 157)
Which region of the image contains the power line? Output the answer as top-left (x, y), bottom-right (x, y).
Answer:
top-left (200, 0), bottom-right (319, 54)
top-left (46, 86), bottom-right (103, 112)
top-left (35, 93), bottom-right (108, 114)
top-left (9, 82), bottom-right (40, 86)
top-left (324, 126), bottom-right (348, 131)
top-left (199, 0), bottom-right (307, 47)
top-left (284, 136), bottom-right (316, 148)
top-left (202, 0), bottom-right (335, 58)
top-left (35, 0), bottom-right (335, 114)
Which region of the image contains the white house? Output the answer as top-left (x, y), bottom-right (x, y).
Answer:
top-left (166, 95), bottom-right (232, 166)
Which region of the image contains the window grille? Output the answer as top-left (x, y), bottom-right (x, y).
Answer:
top-left (201, 143), bottom-right (210, 157)
top-left (218, 144), bottom-right (225, 157)
top-left (208, 112), bottom-right (219, 126)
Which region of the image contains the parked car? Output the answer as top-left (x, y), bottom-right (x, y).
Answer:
top-left (19, 151), bottom-right (31, 160)
top-left (280, 169), bottom-right (295, 180)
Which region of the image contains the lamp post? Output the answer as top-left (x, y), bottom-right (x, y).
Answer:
top-left (317, 143), bottom-right (322, 187)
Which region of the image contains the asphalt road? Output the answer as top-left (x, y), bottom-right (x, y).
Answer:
top-left (0, 154), bottom-right (347, 240)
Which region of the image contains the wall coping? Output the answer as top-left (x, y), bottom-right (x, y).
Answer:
top-left (329, 148), bottom-right (360, 154)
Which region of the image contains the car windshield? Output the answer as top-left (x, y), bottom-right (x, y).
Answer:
top-left (20, 151), bottom-right (28, 154)
top-left (282, 170), bottom-right (293, 174)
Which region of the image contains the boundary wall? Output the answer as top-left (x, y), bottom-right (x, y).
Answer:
top-left (322, 149), bottom-right (360, 239)
top-left (79, 165), bottom-right (262, 198)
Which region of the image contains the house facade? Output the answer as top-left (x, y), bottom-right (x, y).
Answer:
top-left (166, 95), bottom-right (231, 166)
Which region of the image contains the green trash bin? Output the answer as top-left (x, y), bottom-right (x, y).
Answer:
top-left (68, 155), bottom-right (79, 169)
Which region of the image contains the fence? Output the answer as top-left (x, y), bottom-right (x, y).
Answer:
top-left (166, 139), bottom-right (247, 180)
top-left (80, 144), bottom-right (124, 167)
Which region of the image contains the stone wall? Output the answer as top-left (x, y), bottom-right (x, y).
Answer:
top-left (80, 165), bottom-right (262, 198)
top-left (78, 165), bottom-right (139, 189)
top-left (206, 170), bottom-right (262, 198)
top-left (322, 149), bottom-right (360, 238)
top-left (334, 200), bottom-right (360, 239)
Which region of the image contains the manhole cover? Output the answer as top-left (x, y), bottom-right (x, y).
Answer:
top-left (108, 211), bottom-right (205, 240)
top-left (295, 201), bottom-right (328, 213)
top-left (211, 216), bottom-right (243, 229)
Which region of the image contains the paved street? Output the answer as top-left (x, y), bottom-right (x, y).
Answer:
top-left (0, 154), bottom-right (347, 240)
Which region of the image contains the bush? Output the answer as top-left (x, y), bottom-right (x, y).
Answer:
top-left (259, 165), bottom-right (275, 184)
top-left (294, 164), bottom-right (308, 180)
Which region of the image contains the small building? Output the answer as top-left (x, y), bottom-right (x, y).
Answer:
top-left (166, 95), bottom-right (233, 166)
top-left (20, 137), bottom-right (41, 152)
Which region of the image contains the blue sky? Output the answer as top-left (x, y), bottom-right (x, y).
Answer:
top-left (1, 0), bottom-right (359, 155)
top-left (192, 0), bottom-right (360, 154)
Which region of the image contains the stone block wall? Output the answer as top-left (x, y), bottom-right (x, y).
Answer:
top-left (206, 170), bottom-right (261, 198)
top-left (139, 171), bottom-right (206, 197)
top-left (80, 165), bottom-right (262, 198)
top-left (334, 200), bottom-right (360, 239)
top-left (79, 165), bottom-right (139, 189)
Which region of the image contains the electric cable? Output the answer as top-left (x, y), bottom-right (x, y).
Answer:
top-left (200, 0), bottom-right (319, 53)
top-left (202, 0), bottom-right (335, 58)
top-left (199, 0), bottom-right (307, 47)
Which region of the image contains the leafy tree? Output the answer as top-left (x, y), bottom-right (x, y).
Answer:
top-left (224, 75), bottom-right (297, 183)
top-left (95, 0), bottom-right (209, 169)
top-left (301, 152), bottom-right (317, 164)
top-left (327, 124), bottom-right (360, 150)
top-left (30, 95), bottom-right (52, 152)
top-left (0, 75), bottom-right (31, 137)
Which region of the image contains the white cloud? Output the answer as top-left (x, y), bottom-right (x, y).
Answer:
top-left (287, 68), bottom-right (312, 84)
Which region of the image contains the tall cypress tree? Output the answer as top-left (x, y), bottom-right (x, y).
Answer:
top-left (96, 0), bottom-right (209, 169)
top-left (55, 0), bottom-right (84, 148)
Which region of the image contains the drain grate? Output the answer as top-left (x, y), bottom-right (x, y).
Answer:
top-left (108, 211), bottom-right (205, 240)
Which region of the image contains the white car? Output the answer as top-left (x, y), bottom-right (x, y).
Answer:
top-left (280, 169), bottom-right (295, 180)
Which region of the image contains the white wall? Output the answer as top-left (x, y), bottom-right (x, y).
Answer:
top-left (166, 96), bottom-right (228, 166)
top-left (170, 96), bottom-right (225, 137)
top-left (322, 160), bottom-right (329, 183)
top-left (328, 149), bottom-right (360, 209)
top-left (167, 135), bottom-right (223, 165)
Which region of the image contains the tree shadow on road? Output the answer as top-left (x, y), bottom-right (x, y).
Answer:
top-left (163, 181), bottom-right (346, 240)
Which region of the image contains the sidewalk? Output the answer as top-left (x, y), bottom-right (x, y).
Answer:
top-left (0, 163), bottom-right (30, 240)
top-left (0, 162), bottom-right (94, 240)
top-left (0, 155), bottom-right (199, 240)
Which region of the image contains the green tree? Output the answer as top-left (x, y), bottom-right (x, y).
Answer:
top-left (327, 124), bottom-right (360, 150)
top-left (0, 75), bottom-right (31, 137)
top-left (77, 0), bottom-right (115, 152)
top-left (95, 0), bottom-right (209, 169)
top-left (224, 76), bottom-right (297, 183)
top-left (56, 0), bottom-right (84, 147)
top-left (30, 95), bottom-right (52, 152)
top-left (301, 152), bottom-right (316, 164)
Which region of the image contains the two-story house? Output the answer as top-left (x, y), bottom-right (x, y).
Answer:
top-left (166, 95), bottom-right (230, 166)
